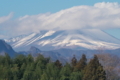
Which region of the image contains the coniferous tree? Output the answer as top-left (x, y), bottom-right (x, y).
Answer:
top-left (0, 53), bottom-right (107, 80)
top-left (60, 63), bottom-right (72, 80)
top-left (70, 72), bottom-right (82, 80)
top-left (4, 53), bottom-right (12, 66)
top-left (45, 63), bottom-right (59, 80)
top-left (14, 54), bottom-right (26, 67)
top-left (83, 55), bottom-right (106, 80)
top-left (33, 61), bottom-right (43, 80)
top-left (20, 63), bottom-right (26, 79)
top-left (54, 60), bottom-right (62, 69)
top-left (35, 54), bottom-right (49, 69)
top-left (11, 64), bottom-right (19, 80)
top-left (75, 54), bottom-right (87, 71)
top-left (71, 55), bottom-right (77, 71)
top-left (0, 56), bottom-right (4, 65)
top-left (13, 54), bottom-right (26, 79)
top-left (41, 72), bottom-right (49, 80)
top-left (22, 62), bottom-right (35, 80)
top-left (3, 66), bottom-right (13, 80)
top-left (26, 54), bottom-right (34, 64)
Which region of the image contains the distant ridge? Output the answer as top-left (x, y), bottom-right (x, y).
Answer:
top-left (0, 39), bottom-right (16, 57)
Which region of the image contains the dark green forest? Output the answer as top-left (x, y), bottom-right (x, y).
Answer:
top-left (0, 53), bottom-right (106, 80)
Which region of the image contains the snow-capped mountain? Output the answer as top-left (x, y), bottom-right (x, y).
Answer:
top-left (4, 29), bottom-right (120, 51)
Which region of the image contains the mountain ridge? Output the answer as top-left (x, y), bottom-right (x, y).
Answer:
top-left (4, 29), bottom-right (120, 51)
top-left (0, 39), bottom-right (16, 57)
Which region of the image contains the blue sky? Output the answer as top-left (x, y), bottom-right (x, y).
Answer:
top-left (1, 0), bottom-right (120, 18)
top-left (0, 0), bottom-right (120, 39)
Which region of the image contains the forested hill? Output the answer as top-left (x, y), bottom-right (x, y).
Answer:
top-left (0, 54), bottom-right (106, 80)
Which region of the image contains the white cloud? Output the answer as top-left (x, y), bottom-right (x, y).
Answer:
top-left (0, 13), bottom-right (13, 24)
top-left (0, 2), bottom-right (120, 38)
top-left (94, 2), bottom-right (120, 8)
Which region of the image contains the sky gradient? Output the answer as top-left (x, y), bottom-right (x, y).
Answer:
top-left (0, 0), bottom-right (120, 39)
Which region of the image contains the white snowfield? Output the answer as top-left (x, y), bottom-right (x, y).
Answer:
top-left (4, 29), bottom-right (120, 51)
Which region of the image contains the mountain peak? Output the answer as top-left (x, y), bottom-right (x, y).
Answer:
top-left (29, 46), bottom-right (41, 55)
top-left (29, 46), bottom-right (41, 52)
top-left (4, 30), bottom-right (120, 51)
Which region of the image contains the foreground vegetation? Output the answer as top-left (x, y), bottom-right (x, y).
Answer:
top-left (0, 53), bottom-right (106, 80)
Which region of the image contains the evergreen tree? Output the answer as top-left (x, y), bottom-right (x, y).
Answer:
top-left (22, 63), bottom-right (35, 80)
top-left (54, 59), bottom-right (62, 69)
top-left (83, 55), bottom-right (106, 80)
top-left (14, 54), bottom-right (26, 68)
top-left (26, 54), bottom-right (34, 64)
top-left (41, 72), bottom-right (49, 80)
top-left (20, 63), bottom-right (26, 79)
top-left (45, 63), bottom-right (59, 80)
top-left (70, 72), bottom-right (82, 80)
top-left (4, 53), bottom-right (12, 66)
top-left (11, 64), bottom-right (19, 80)
top-left (71, 55), bottom-right (77, 71)
top-left (75, 54), bottom-right (87, 71)
top-left (60, 63), bottom-right (72, 80)
top-left (0, 52), bottom-right (107, 80)
top-left (0, 55), bottom-right (5, 65)
top-left (35, 54), bottom-right (50, 69)
top-left (2, 66), bottom-right (13, 80)
top-left (33, 61), bottom-right (43, 80)
top-left (0, 65), bottom-right (4, 79)
top-left (13, 54), bottom-right (26, 79)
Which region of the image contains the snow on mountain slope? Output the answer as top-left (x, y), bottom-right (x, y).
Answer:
top-left (4, 29), bottom-right (120, 51)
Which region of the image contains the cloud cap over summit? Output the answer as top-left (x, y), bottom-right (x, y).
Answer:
top-left (0, 2), bottom-right (120, 38)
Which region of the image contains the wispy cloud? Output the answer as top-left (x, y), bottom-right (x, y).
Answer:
top-left (0, 13), bottom-right (13, 24)
top-left (0, 2), bottom-right (120, 38)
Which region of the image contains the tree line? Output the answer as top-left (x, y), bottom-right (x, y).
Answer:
top-left (0, 53), bottom-right (106, 80)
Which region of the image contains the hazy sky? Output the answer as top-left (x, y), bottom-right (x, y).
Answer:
top-left (0, 0), bottom-right (120, 39)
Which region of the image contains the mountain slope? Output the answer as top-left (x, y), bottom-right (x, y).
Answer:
top-left (5, 29), bottom-right (120, 51)
top-left (0, 40), bottom-right (16, 57)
